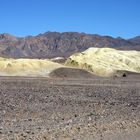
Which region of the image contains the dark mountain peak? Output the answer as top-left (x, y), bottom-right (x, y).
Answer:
top-left (0, 31), bottom-right (139, 58)
top-left (116, 37), bottom-right (123, 40)
top-left (0, 33), bottom-right (17, 41)
top-left (38, 31), bottom-right (61, 37)
top-left (128, 36), bottom-right (140, 45)
top-left (129, 36), bottom-right (140, 40)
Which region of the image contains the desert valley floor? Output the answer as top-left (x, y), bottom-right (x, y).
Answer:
top-left (0, 76), bottom-right (140, 140)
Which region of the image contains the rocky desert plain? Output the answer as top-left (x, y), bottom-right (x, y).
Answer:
top-left (0, 47), bottom-right (140, 140)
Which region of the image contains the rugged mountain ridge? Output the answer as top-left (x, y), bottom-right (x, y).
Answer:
top-left (0, 32), bottom-right (140, 58)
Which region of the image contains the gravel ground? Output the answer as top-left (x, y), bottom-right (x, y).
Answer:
top-left (0, 77), bottom-right (140, 140)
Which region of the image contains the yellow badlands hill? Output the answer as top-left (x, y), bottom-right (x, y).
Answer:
top-left (65, 48), bottom-right (140, 77)
top-left (0, 58), bottom-right (63, 76)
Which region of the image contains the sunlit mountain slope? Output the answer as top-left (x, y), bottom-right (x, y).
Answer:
top-left (65, 48), bottom-right (140, 76)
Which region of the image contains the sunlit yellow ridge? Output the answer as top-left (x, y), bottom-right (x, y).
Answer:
top-left (65, 48), bottom-right (140, 76)
top-left (0, 58), bottom-right (63, 76)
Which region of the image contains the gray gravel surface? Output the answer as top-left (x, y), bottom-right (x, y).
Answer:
top-left (0, 77), bottom-right (140, 140)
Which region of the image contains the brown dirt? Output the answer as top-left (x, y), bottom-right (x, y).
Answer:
top-left (49, 67), bottom-right (100, 79)
top-left (113, 70), bottom-right (140, 78)
top-left (0, 76), bottom-right (140, 140)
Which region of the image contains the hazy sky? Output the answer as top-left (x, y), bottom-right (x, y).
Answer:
top-left (0, 0), bottom-right (139, 38)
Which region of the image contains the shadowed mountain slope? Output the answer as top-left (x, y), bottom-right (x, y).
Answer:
top-left (49, 67), bottom-right (100, 79)
top-left (0, 32), bottom-right (140, 58)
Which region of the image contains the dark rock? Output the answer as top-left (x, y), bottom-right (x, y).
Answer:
top-left (0, 32), bottom-right (139, 58)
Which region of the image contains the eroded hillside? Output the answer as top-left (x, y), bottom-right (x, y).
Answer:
top-left (65, 48), bottom-right (140, 76)
top-left (0, 58), bottom-right (63, 76)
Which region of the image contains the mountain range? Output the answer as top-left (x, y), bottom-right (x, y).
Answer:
top-left (0, 32), bottom-right (140, 58)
